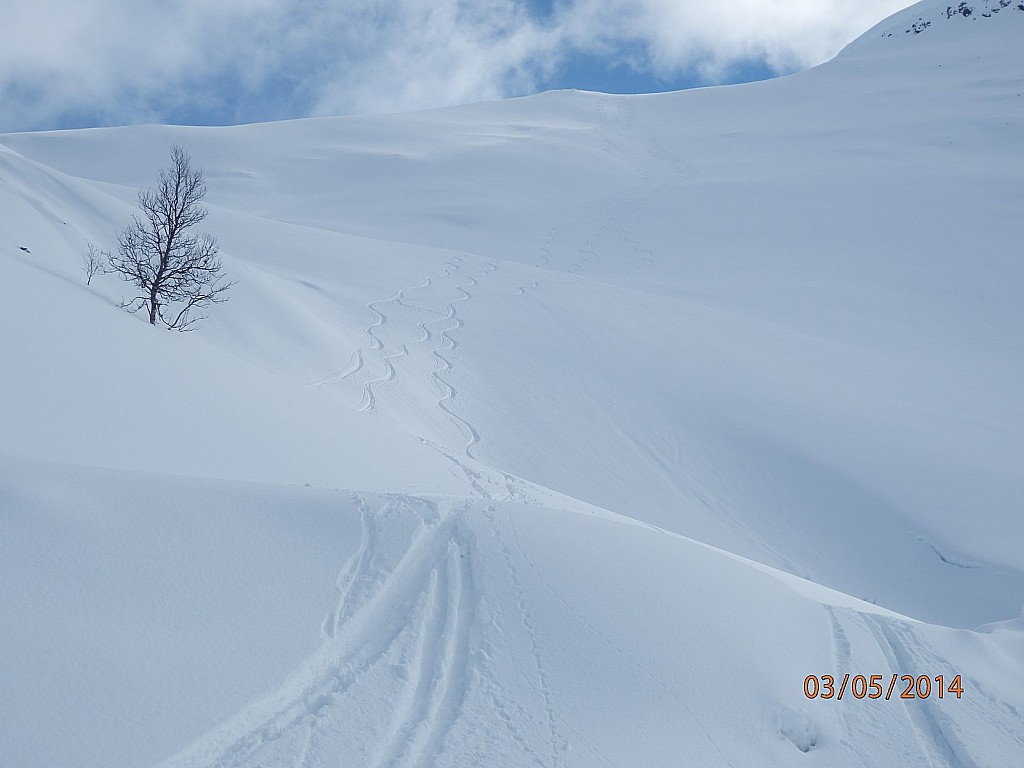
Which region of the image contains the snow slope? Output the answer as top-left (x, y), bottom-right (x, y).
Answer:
top-left (2, 1), bottom-right (1023, 766)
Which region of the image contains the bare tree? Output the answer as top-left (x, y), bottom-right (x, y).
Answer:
top-left (82, 241), bottom-right (108, 285)
top-left (109, 145), bottom-right (234, 330)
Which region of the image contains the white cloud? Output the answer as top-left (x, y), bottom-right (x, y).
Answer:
top-left (307, 0), bottom-right (561, 116)
top-left (559, 0), bottom-right (909, 77)
top-left (0, 0), bottom-right (910, 132)
top-left (0, 0), bottom-right (290, 129)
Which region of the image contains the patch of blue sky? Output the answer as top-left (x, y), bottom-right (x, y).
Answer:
top-left (536, 44), bottom-right (783, 96)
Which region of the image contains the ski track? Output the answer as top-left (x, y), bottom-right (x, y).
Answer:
top-left (288, 100), bottom-right (738, 767)
top-left (342, 254), bottom-right (504, 496)
top-left (308, 258), bottom-right (463, 392)
top-left (305, 251), bottom-right (604, 766)
top-left (305, 289), bottom-right (394, 391)
top-left (861, 615), bottom-right (980, 768)
top-left (326, 494), bottom-right (391, 637)
top-left (370, 567), bottom-right (449, 768)
top-left (313, 253), bottom-right (505, 460)
top-left (823, 607), bottom-right (855, 754)
top-left (161, 495), bottom-right (476, 768)
top-left (876, 617), bottom-right (1024, 767)
top-left (430, 285), bottom-right (484, 460)
top-left (359, 343), bottom-right (408, 413)
top-left (322, 95), bottom-right (679, 410)
top-left (304, 258), bottom-right (544, 768)
top-left (370, 522), bottom-right (475, 768)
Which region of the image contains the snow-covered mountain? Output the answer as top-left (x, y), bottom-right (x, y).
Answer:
top-left (2, 1), bottom-right (1022, 766)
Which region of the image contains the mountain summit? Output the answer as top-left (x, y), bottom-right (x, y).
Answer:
top-left (843, 0), bottom-right (1024, 53)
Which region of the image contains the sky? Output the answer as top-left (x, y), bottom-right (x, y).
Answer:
top-left (1, 0), bottom-right (911, 133)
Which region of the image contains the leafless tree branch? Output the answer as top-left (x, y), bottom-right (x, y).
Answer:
top-left (108, 145), bottom-right (235, 330)
top-left (82, 241), bottom-right (108, 286)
